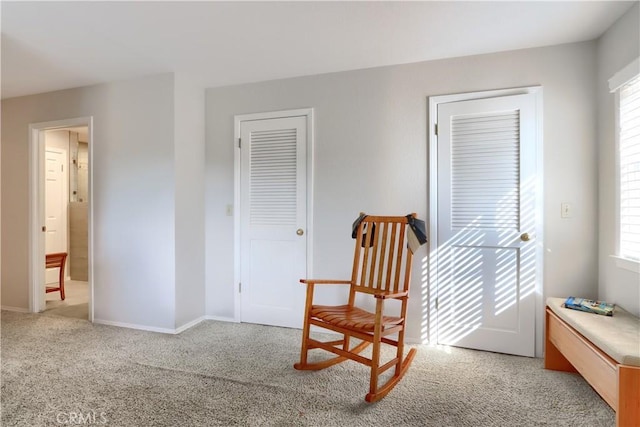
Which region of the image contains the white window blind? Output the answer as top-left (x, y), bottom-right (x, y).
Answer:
top-left (619, 74), bottom-right (640, 261)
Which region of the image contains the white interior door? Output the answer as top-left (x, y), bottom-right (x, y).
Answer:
top-left (45, 148), bottom-right (68, 284)
top-left (240, 115), bottom-right (308, 329)
top-left (435, 93), bottom-right (537, 357)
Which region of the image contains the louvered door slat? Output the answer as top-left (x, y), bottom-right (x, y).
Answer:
top-left (450, 110), bottom-right (520, 231)
top-left (250, 128), bottom-right (297, 226)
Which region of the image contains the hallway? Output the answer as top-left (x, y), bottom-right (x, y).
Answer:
top-left (43, 280), bottom-right (88, 320)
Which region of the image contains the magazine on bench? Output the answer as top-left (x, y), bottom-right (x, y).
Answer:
top-left (564, 296), bottom-right (615, 316)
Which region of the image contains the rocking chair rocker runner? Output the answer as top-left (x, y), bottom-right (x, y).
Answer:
top-left (294, 214), bottom-right (423, 402)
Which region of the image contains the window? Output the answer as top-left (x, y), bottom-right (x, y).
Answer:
top-left (619, 75), bottom-right (640, 261)
top-left (610, 58), bottom-right (640, 266)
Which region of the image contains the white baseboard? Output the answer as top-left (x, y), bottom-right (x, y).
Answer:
top-left (175, 316), bottom-right (206, 334)
top-left (205, 315), bottom-right (238, 323)
top-left (94, 315), bottom-right (208, 335)
top-left (93, 318), bottom-right (177, 334)
top-left (1, 305), bottom-right (30, 313)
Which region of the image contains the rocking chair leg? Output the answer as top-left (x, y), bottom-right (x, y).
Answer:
top-left (59, 277), bottom-right (66, 301)
top-left (368, 299), bottom-right (384, 397)
top-left (296, 321), bottom-right (311, 368)
top-left (395, 310), bottom-right (408, 376)
top-left (369, 341), bottom-right (381, 396)
top-left (294, 283), bottom-right (314, 368)
top-left (365, 347), bottom-right (417, 403)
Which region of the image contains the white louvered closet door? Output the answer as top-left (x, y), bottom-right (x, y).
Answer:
top-left (240, 116), bottom-right (307, 329)
top-left (436, 94), bottom-right (537, 357)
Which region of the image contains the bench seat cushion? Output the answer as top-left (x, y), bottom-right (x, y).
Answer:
top-left (547, 297), bottom-right (640, 367)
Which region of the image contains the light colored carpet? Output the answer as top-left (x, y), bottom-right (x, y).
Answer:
top-left (43, 280), bottom-right (88, 320)
top-left (1, 311), bottom-right (614, 426)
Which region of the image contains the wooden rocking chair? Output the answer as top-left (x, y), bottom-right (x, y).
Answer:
top-left (294, 214), bottom-right (418, 402)
top-left (45, 252), bottom-right (68, 300)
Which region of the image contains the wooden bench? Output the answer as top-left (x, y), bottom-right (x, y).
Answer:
top-left (545, 297), bottom-right (640, 426)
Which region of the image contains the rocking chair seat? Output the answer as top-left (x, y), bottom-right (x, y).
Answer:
top-left (311, 305), bottom-right (403, 332)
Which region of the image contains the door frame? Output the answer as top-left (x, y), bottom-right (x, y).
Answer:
top-left (428, 87), bottom-right (544, 356)
top-left (233, 108), bottom-right (314, 322)
top-left (29, 116), bottom-right (94, 321)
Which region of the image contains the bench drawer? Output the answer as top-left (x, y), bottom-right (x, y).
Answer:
top-left (547, 309), bottom-right (618, 409)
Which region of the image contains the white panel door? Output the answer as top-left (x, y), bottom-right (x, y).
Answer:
top-left (45, 148), bottom-right (67, 284)
top-left (436, 94), bottom-right (537, 357)
top-left (240, 116), bottom-right (307, 329)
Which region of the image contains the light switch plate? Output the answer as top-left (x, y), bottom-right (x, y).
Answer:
top-left (561, 202), bottom-right (572, 218)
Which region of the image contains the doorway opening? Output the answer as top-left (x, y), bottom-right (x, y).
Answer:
top-left (29, 117), bottom-right (93, 321)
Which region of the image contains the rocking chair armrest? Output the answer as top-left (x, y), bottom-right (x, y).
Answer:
top-left (374, 290), bottom-right (409, 300)
top-left (300, 279), bottom-right (352, 285)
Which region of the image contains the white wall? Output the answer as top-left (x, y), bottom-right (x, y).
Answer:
top-left (597, 3), bottom-right (640, 316)
top-left (174, 74), bottom-right (206, 328)
top-left (206, 41), bottom-right (600, 353)
top-left (45, 129), bottom-right (71, 152)
top-left (1, 73), bottom-right (180, 329)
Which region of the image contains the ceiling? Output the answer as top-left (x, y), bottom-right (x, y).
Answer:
top-left (1, 1), bottom-right (636, 100)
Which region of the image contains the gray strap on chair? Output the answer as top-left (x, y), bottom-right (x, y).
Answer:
top-left (406, 214), bottom-right (427, 253)
top-left (351, 213), bottom-right (375, 247)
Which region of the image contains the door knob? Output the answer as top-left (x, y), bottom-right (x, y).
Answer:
top-left (520, 233), bottom-right (530, 242)
top-left (296, 228), bottom-right (304, 236)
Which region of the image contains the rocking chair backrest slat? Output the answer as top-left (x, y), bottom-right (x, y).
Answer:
top-left (394, 222), bottom-right (407, 293)
top-left (350, 214), bottom-right (414, 296)
top-left (375, 221), bottom-right (388, 290)
top-left (384, 222), bottom-right (396, 291)
top-left (367, 222), bottom-right (379, 288)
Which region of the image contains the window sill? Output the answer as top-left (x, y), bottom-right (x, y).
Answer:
top-left (611, 255), bottom-right (640, 273)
